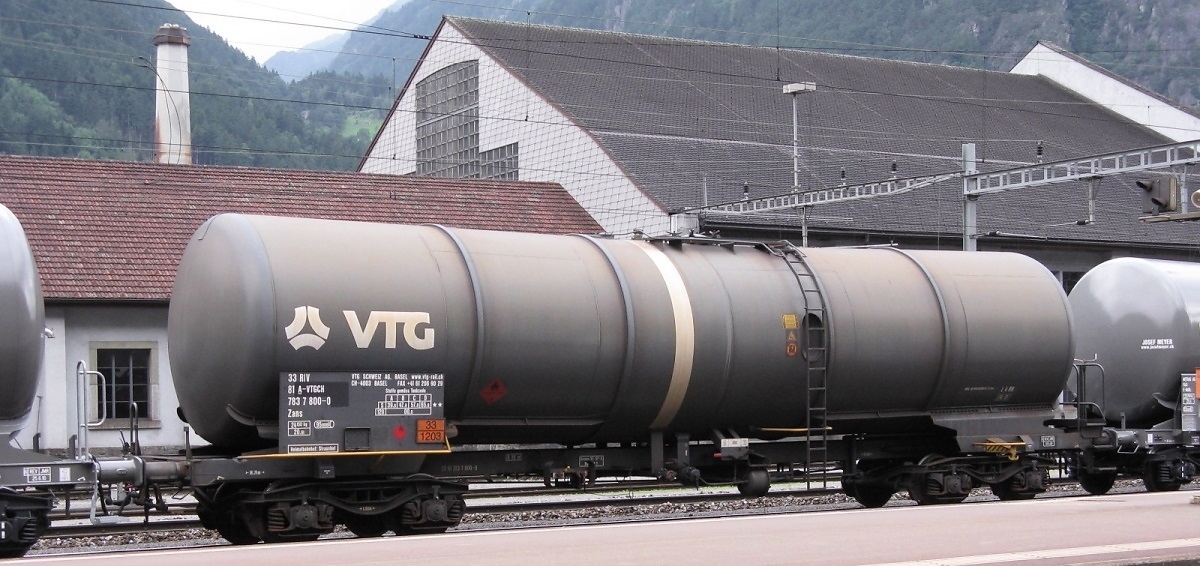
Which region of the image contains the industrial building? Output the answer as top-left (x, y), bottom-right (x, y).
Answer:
top-left (361, 17), bottom-right (1200, 283)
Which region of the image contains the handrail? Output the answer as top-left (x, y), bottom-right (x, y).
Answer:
top-left (74, 360), bottom-right (107, 460)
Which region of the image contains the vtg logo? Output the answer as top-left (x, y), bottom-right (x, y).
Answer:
top-left (284, 306), bottom-right (435, 351)
top-left (285, 306), bottom-right (330, 349)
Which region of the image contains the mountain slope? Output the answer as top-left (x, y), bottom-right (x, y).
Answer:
top-left (0, 0), bottom-right (392, 169)
top-left (1, 0), bottom-right (1196, 171)
top-left (291, 0), bottom-right (1200, 108)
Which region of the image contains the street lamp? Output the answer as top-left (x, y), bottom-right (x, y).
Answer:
top-left (783, 82), bottom-right (816, 190)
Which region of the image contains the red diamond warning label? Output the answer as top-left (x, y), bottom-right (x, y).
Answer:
top-left (480, 379), bottom-right (508, 405)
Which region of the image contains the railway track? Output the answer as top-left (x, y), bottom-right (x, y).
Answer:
top-left (42, 478), bottom-right (841, 539)
top-left (39, 476), bottom-right (1152, 542)
top-left (30, 481), bottom-right (1200, 558)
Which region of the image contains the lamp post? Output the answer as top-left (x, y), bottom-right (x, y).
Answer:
top-left (784, 82), bottom-right (816, 245)
top-left (783, 82), bottom-right (816, 190)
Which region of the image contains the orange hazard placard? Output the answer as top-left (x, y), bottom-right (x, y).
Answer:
top-left (416, 419), bottom-right (445, 444)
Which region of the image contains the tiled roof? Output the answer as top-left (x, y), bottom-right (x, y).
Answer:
top-left (0, 155), bottom-right (600, 301)
top-left (446, 17), bottom-right (1200, 249)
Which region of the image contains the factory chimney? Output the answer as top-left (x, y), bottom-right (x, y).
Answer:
top-left (153, 24), bottom-right (192, 164)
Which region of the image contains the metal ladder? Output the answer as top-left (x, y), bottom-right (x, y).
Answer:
top-left (777, 243), bottom-right (831, 489)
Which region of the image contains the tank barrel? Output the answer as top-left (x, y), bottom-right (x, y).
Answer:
top-left (169, 214), bottom-right (1074, 451)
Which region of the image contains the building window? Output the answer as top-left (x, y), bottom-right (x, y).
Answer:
top-left (1058, 271), bottom-right (1085, 294)
top-left (90, 344), bottom-right (157, 425)
top-left (481, 142), bottom-right (519, 180)
top-left (415, 61), bottom-right (480, 177)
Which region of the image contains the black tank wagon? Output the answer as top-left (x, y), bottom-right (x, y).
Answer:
top-left (165, 214), bottom-right (1088, 542)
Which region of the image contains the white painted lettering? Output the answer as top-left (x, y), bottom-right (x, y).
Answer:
top-left (343, 311), bottom-right (436, 350)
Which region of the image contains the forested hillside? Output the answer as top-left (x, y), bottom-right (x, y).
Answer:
top-left (2, 0), bottom-right (1197, 171)
top-left (0, 0), bottom-right (393, 169)
top-left (279, 0), bottom-right (1200, 109)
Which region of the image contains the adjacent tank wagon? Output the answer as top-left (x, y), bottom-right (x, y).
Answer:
top-left (0, 204), bottom-right (98, 559)
top-left (1068, 257), bottom-right (1200, 492)
top-left (1070, 257), bottom-right (1200, 428)
top-left (0, 204), bottom-right (44, 433)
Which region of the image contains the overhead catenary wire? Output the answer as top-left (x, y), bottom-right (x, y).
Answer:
top-left (13, 4), bottom-right (1192, 120)
top-left (1, 0), bottom-right (1193, 174)
top-left (66, 1), bottom-right (1200, 82)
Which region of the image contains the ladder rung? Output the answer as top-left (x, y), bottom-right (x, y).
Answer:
top-left (789, 246), bottom-right (831, 460)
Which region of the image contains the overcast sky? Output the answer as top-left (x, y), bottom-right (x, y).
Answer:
top-left (168, 0), bottom-right (402, 62)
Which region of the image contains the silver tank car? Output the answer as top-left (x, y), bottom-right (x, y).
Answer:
top-left (1069, 257), bottom-right (1200, 428)
top-left (169, 214), bottom-right (1075, 449)
top-left (0, 204), bottom-right (44, 434)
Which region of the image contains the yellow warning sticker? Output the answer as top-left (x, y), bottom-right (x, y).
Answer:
top-left (782, 314), bottom-right (799, 330)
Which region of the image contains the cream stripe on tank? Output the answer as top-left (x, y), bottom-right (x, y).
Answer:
top-left (631, 241), bottom-right (696, 429)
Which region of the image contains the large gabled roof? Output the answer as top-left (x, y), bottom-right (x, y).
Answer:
top-left (1019, 41), bottom-right (1200, 121)
top-left (0, 155), bottom-right (600, 301)
top-left (441, 17), bottom-right (1200, 249)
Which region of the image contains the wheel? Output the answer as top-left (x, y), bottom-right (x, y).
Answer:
top-left (196, 503), bottom-right (218, 529)
top-left (907, 475), bottom-right (969, 505)
top-left (30, 510), bottom-right (49, 538)
top-left (1076, 471), bottom-right (1116, 495)
top-left (737, 469), bottom-right (771, 497)
top-left (0, 545), bottom-right (32, 559)
top-left (845, 482), bottom-right (893, 508)
top-left (991, 479), bottom-right (1036, 501)
top-left (1143, 462), bottom-right (1183, 492)
top-left (345, 515), bottom-right (389, 538)
top-left (262, 531), bottom-right (321, 543)
top-left (567, 471), bottom-right (585, 489)
top-left (908, 486), bottom-right (967, 505)
top-left (906, 482), bottom-right (937, 505)
top-left (396, 525), bottom-right (449, 535)
top-left (215, 516), bottom-right (260, 545)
